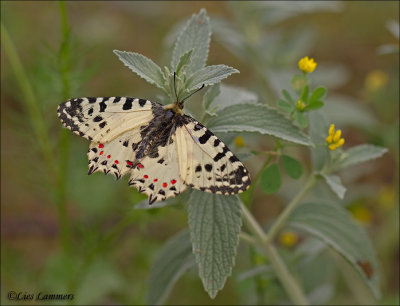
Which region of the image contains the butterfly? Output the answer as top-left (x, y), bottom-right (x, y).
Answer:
top-left (57, 81), bottom-right (251, 204)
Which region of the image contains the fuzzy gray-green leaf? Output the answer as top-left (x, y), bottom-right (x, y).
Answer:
top-left (288, 202), bottom-right (381, 299)
top-left (186, 65), bottom-right (239, 91)
top-left (176, 49), bottom-right (193, 75)
top-left (321, 174), bottom-right (346, 199)
top-left (188, 191), bottom-right (242, 299)
top-left (147, 230), bottom-right (195, 305)
top-left (113, 50), bottom-right (165, 90)
top-left (333, 144), bottom-right (387, 171)
top-left (208, 104), bottom-right (312, 146)
top-left (171, 9), bottom-right (211, 75)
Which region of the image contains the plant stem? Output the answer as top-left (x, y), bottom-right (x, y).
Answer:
top-left (241, 204), bottom-right (309, 305)
top-left (1, 23), bottom-right (57, 176)
top-left (265, 174), bottom-right (316, 243)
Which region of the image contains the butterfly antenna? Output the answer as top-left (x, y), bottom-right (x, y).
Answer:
top-left (173, 72), bottom-right (179, 102)
top-left (181, 84), bottom-right (205, 102)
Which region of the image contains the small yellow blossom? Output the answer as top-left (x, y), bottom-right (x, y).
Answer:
top-left (298, 56), bottom-right (317, 73)
top-left (296, 100), bottom-right (306, 111)
top-left (234, 136), bottom-right (244, 147)
top-left (378, 186), bottom-right (395, 209)
top-left (326, 124), bottom-right (345, 150)
top-left (279, 230), bottom-right (299, 247)
top-left (349, 204), bottom-right (372, 225)
top-left (365, 70), bottom-right (388, 91)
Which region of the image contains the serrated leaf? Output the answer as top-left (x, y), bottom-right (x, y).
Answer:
top-left (310, 87), bottom-right (327, 103)
top-left (282, 155), bottom-right (303, 179)
top-left (261, 163), bottom-right (281, 194)
top-left (334, 144), bottom-right (387, 171)
top-left (147, 230), bottom-right (195, 305)
top-left (288, 202), bottom-right (381, 299)
top-left (113, 50), bottom-right (165, 90)
top-left (176, 49), bottom-right (193, 75)
top-left (171, 9), bottom-right (211, 75)
top-left (188, 191), bottom-right (242, 299)
top-left (207, 104), bottom-right (312, 146)
top-left (295, 111), bottom-right (308, 128)
top-left (321, 174), bottom-right (346, 199)
top-left (306, 100), bottom-right (324, 111)
top-left (203, 84), bottom-right (221, 111)
top-left (277, 99), bottom-right (294, 112)
top-left (207, 84), bottom-right (258, 111)
top-left (186, 65), bottom-right (239, 91)
top-left (282, 89), bottom-right (294, 103)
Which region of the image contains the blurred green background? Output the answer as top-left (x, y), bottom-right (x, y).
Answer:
top-left (1, 1), bottom-right (398, 305)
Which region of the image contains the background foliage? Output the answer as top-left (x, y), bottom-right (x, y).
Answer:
top-left (1, 1), bottom-right (399, 305)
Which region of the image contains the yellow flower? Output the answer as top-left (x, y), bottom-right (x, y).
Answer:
top-left (298, 56), bottom-right (317, 73)
top-left (234, 136), bottom-right (244, 147)
top-left (296, 100), bottom-right (306, 111)
top-left (326, 124), bottom-right (345, 150)
top-left (365, 70), bottom-right (388, 91)
top-left (279, 230), bottom-right (299, 247)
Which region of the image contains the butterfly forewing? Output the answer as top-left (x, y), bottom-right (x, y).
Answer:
top-left (58, 97), bottom-right (251, 204)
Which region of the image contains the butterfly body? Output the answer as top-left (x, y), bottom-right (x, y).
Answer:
top-left (58, 96), bottom-right (250, 204)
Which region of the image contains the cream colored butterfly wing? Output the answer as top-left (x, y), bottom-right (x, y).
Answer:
top-left (175, 116), bottom-right (251, 194)
top-left (127, 137), bottom-right (187, 204)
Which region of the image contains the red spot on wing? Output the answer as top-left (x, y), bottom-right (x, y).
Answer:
top-left (154, 179), bottom-right (158, 182)
top-left (171, 179), bottom-right (177, 185)
top-left (107, 155), bottom-right (111, 159)
top-left (114, 160), bottom-right (119, 164)
top-left (162, 183), bottom-right (167, 188)
top-left (126, 160), bottom-right (133, 166)
top-left (138, 163), bottom-right (144, 168)
top-left (144, 175), bottom-right (148, 179)
top-left (98, 143), bottom-right (104, 148)
top-left (99, 151), bottom-right (104, 155)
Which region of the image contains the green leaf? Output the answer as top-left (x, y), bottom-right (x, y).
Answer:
top-left (175, 49), bottom-right (193, 75)
top-left (147, 230), bottom-right (195, 305)
top-left (282, 89), bottom-right (294, 103)
top-left (185, 65), bottom-right (239, 91)
top-left (334, 144), bottom-right (388, 171)
top-left (207, 84), bottom-right (258, 111)
top-left (321, 174), bottom-right (346, 199)
top-left (306, 100), bottom-right (324, 111)
top-left (281, 155), bottom-right (303, 179)
top-left (113, 50), bottom-right (165, 90)
top-left (171, 9), bottom-right (211, 75)
top-left (310, 87), bottom-right (327, 103)
top-left (295, 111), bottom-right (308, 128)
top-left (207, 104), bottom-right (312, 146)
top-left (300, 85), bottom-right (309, 103)
top-left (188, 191), bottom-right (242, 299)
top-left (202, 84), bottom-right (221, 111)
top-left (260, 163), bottom-right (281, 194)
top-left (277, 99), bottom-right (294, 112)
top-left (288, 202), bottom-right (381, 299)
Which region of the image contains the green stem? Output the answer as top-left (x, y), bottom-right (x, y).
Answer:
top-left (241, 204), bottom-right (309, 305)
top-left (1, 23), bottom-right (57, 176)
top-left (265, 174), bottom-right (316, 244)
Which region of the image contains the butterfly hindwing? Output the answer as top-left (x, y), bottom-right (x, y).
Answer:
top-left (176, 116), bottom-right (251, 194)
top-left (127, 138), bottom-right (187, 204)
